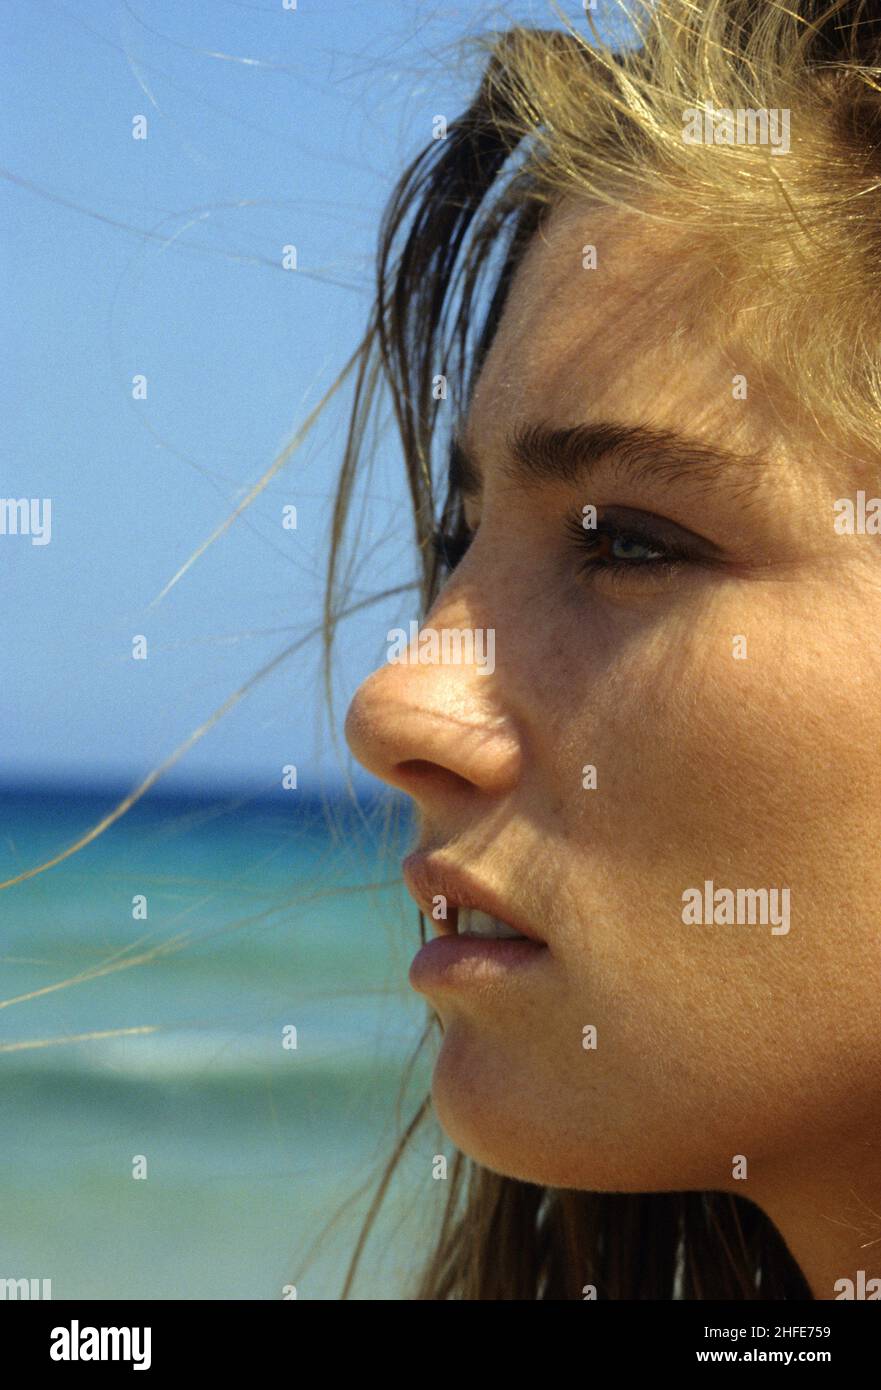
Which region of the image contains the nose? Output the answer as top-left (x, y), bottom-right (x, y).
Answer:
top-left (344, 611), bottom-right (522, 809)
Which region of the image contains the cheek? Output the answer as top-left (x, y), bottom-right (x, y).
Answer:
top-left (547, 578), bottom-right (881, 895)
top-left (579, 583), bottom-right (881, 896)
top-left (533, 585), bottom-right (881, 1161)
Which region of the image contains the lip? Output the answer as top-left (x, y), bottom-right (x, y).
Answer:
top-left (408, 932), bottom-right (548, 993)
top-left (401, 852), bottom-right (547, 946)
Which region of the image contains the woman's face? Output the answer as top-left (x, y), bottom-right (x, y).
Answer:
top-left (344, 200), bottom-right (881, 1258)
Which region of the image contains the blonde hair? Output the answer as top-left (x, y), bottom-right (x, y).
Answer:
top-left (327, 0), bottom-right (881, 1298)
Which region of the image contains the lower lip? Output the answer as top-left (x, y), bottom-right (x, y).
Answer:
top-left (409, 933), bottom-right (549, 991)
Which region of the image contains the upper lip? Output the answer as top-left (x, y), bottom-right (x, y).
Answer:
top-left (402, 852), bottom-right (547, 945)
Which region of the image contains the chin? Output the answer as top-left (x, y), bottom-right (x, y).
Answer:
top-left (429, 1021), bottom-right (725, 1193)
top-left (429, 1026), bottom-right (597, 1189)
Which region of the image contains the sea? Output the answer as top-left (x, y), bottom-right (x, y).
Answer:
top-left (0, 784), bottom-right (441, 1301)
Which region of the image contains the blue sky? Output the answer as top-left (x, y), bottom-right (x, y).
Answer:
top-left (2, 0), bottom-right (613, 794)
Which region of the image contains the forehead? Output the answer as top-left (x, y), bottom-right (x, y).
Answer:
top-left (464, 199), bottom-right (787, 474)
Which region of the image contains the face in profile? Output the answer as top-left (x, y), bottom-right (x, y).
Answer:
top-left (344, 197), bottom-right (881, 1280)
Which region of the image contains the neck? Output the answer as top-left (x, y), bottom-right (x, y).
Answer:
top-left (750, 1142), bottom-right (881, 1300)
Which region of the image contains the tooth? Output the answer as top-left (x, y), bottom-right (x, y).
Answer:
top-left (458, 908), bottom-right (526, 939)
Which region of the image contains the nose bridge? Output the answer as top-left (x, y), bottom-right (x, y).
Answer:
top-left (344, 593), bottom-right (521, 797)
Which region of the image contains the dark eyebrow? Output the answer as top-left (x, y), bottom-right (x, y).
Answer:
top-left (451, 419), bottom-right (768, 501)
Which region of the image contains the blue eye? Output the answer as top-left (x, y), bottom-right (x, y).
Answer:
top-left (605, 533), bottom-right (666, 563)
top-left (431, 511), bottom-right (702, 587)
top-left (566, 510), bottom-right (692, 582)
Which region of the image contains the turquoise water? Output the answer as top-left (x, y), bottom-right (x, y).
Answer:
top-left (0, 787), bottom-right (440, 1299)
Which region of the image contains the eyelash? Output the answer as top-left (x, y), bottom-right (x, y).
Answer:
top-left (563, 513), bottom-right (691, 584)
top-left (430, 514), bottom-right (693, 585)
top-left (430, 527), bottom-right (474, 572)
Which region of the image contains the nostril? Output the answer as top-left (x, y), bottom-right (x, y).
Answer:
top-left (396, 760), bottom-right (475, 795)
